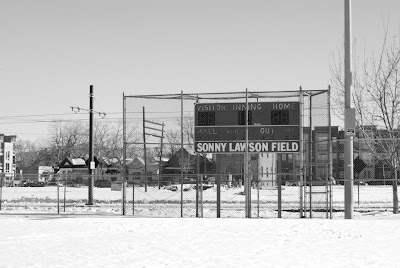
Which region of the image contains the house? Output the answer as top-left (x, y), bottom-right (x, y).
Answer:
top-left (163, 147), bottom-right (215, 185)
top-left (56, 157), bottom-right (106, 184)
top-left (126, 156), bottom-right (168, 185)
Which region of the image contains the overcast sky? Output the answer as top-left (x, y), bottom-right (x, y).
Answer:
top-left (1, 0), bottom-right (400, 141)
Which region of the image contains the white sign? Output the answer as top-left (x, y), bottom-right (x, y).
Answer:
top-left (346, 128), bottom-right (355, 136)
top-left (345, 108), bottom-right (356, 137)
top-left (195, 141), bottom-right (299, 153)
top-left (90, 161), bottom-right (95, 170)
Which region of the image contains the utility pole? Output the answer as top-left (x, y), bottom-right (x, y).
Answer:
top-left (122, 93), bottom-right (126, 215)
top-left (158, 124), bottom-right (164, 189)
top-left (142, 107), bottom-right (147, 192)
top-left (344, 0), bottom-right (355, 219)
top-left (71, 85), bottom-right (106, 206)
top-left (88, 85), bottom-right (94, 205)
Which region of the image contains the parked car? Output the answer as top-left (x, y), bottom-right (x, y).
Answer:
top-left (46, 181), bottom-right (63, 187)
top-left (285, 181), bottom-right (300, 186)
top-left (94, 179), bottom-right (111, 188)
top-left (194, 184), bottom-right (214, 190)
top-left (22, 181), bottom-right (45, 187)
top-left (170, 185), bottom-right (178, 191)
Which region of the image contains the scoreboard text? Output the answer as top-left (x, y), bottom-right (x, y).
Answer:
top-left (194, 102), bottom-right (300, 153)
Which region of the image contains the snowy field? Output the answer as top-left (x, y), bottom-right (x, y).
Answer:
top-left (0, 185), bottom-right (397, 219)
top-left (0, 214), bottom-right (400, 267)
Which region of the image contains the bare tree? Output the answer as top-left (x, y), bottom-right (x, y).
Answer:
top-left (15, 139), bottom-right (37, 168)
top-left (330, 28), bottom-right (400, 213)
top-left (15, 139), bottom-right (56, 175)
top-left (165, 113), bottom-right (194, 156)
top-left (165, 129), bottom-right (180, 155)
top-left (93, 121), bottom-right (140, 168)
top-left (47, 120), bottom-right (87, 163)
top-left (180, 113), bottom-right (195, 147)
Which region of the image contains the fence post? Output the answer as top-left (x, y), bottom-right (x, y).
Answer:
top-left (217, 174), bottom-right (221, 218)
top-left (257, 177), bottom-right (260, 218)
top-left (57, 175), bottom-right (60, 214)
top-left (123, 92), bottom-right (127, 216)
top-left (64, 175), bottom-right (67, 212)
top-left (278, 175), bottom-right (282, 218)
top-left (0, 176), bottom-right (3, 211)
top-left (132, 178), bottom-right (135, 215)
top-left (299, 87), bottom-right (304, 218)
top-left (122, 174), bottom-right (126, 216)
top-left (196, 154), bottom-right (199, 217)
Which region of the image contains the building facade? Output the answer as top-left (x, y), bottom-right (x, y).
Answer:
top-left (0, 134), bottom-right (17, 186)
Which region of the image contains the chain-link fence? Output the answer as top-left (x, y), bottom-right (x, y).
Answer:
top-left (123, 89), bottom-right (334, 218)
top-left (2, 90), bottom-right (398, 217)
top-left (1, 171), bottom-right (398, 217)
top-left (0, 174), bottom-right (126, 215)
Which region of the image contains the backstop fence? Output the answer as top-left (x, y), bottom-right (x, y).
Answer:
top-left (1, 88), bottom-right (398, 218)
top-left (122, 88), bottom-right (334, 218)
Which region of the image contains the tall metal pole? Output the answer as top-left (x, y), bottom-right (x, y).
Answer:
top-left (158, 124), bottom-right (164, 189)
top-left (245, 88), bottom-right (251, 218)
top-left (196, 154), bottom-right (199, 217)
top-left (344, 0), bottom-right (354, 219)
top-left (122, 93), bottom-right (126, 215)
top-left (87, 85), bottom-right (94, 205)
top-left (328, 86), bottom-right (333, 219)
top-left (309, 94), bottom-right (313, 218)
top-left (180, 91), bottom-right (184, 217)
top-left (142, 106), bottom-right (147, 192)
top-left (299, 87), bottom-right (304, 218)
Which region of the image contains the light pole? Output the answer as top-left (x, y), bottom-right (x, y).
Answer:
top-left (344, 0), bottom-right (355, 219)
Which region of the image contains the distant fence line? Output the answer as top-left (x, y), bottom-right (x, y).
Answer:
top-left (0, 173), bottom-right (398, 218)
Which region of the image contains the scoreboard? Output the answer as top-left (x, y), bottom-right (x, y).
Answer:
top-left (194, 102), bottom-right (300, 153)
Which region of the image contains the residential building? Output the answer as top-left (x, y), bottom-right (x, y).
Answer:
top-left (163, 147), bottom-right (214, 185)
top-left (0, 134), bottom-right (17, 186)
top-left (126, 156), bottom-right (162, 185)
top-left (56, 157), bottom-right (105, 185)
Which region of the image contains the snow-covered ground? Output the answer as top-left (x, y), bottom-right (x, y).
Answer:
top-left (0, 185), bottom-right (397, 219)
top-left (0, 214), bottom-right (400, 267)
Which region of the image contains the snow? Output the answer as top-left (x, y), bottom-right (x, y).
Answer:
top-left (0, 215), bottom-right (400, 267)
top-left (1, 185), bottom-right (400, 267)
top-left (0, 185), bottom-right (397, 219)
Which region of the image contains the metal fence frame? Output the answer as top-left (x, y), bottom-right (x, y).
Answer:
top-left (123, 88), bottom-right (331, 218)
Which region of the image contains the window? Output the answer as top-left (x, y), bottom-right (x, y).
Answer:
top-left (5, 163), bottom-right (10, 173)
top-left (198, 112), bottom-right (215, 126)
top-left (238, 111), bottom-right (252, 125)
top-left (6, 151), bottom-right (10, 161)
top-left (271, 110), bottom-right (289, 125)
